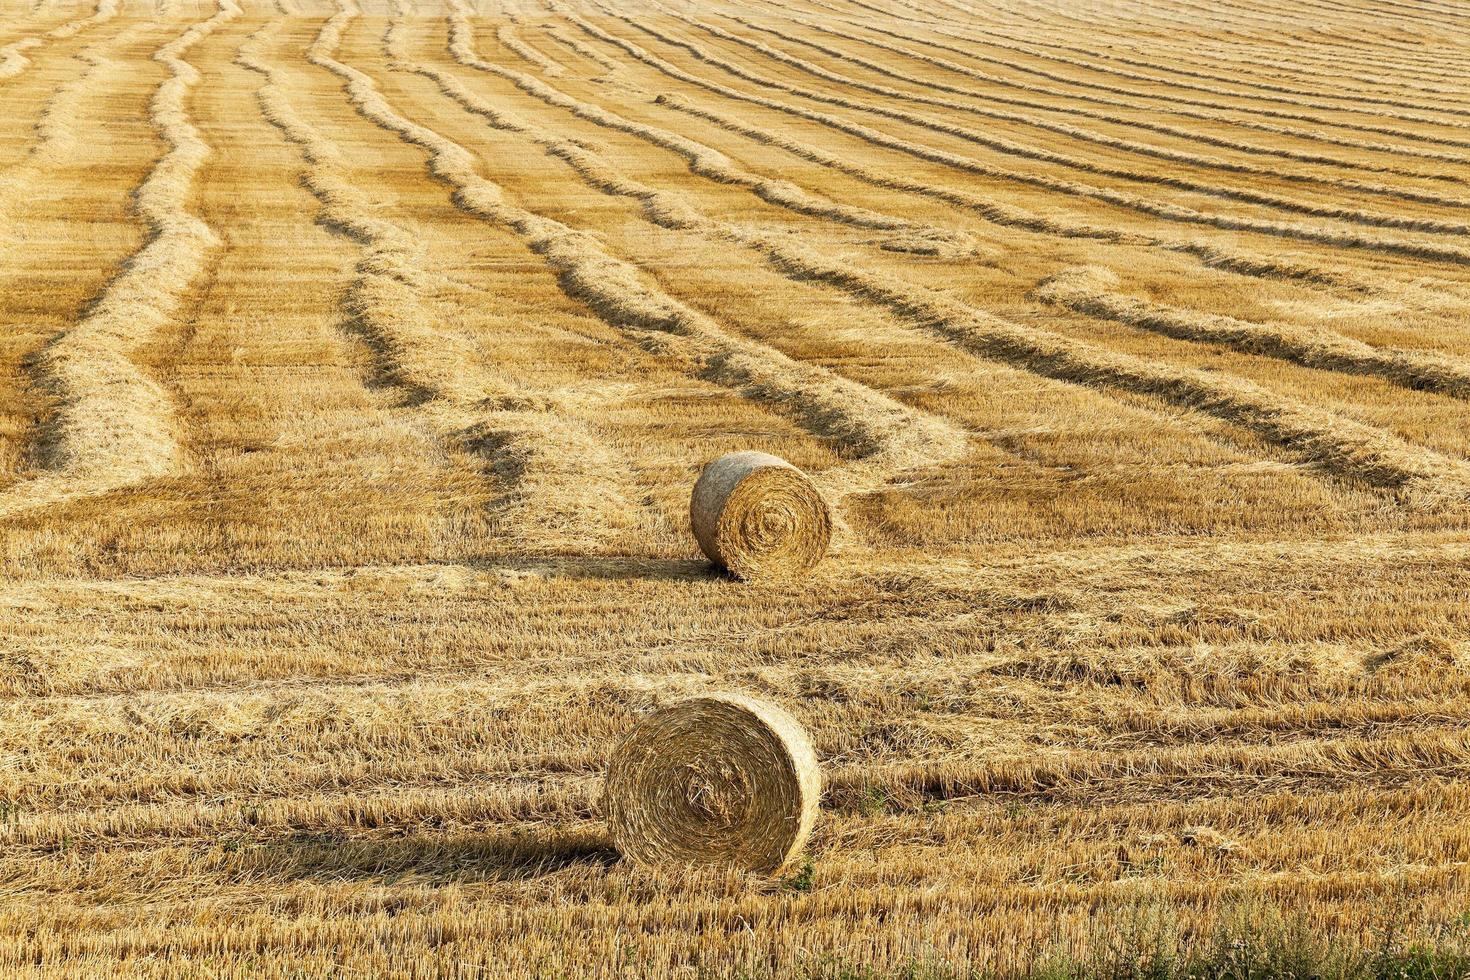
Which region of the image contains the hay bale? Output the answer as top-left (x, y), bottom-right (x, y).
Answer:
top-left (689, 451), bottom-right (832, 580)
top-left (604, 693), bottom-right (822, 874)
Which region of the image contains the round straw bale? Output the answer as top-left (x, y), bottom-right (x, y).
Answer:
top-left (689, 451), bottom-right (831, 580)
top-left (604, 693), bottom-right (822, 874)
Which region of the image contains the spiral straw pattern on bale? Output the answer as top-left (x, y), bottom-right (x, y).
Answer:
top-left (604, 694), bottom-right (822, 874)
top-left (689, 451), bottom-right (833, 580)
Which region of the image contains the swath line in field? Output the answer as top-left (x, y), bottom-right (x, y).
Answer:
top-left (1034, 267), bottom-right (1470, 402)
top-left (650, 11), bottom-right (1470, 239)
top-left (782, 0), bottom-right (1458, 125)
top-left (857, 13), bottom-right (1470, 167)
top-left (932, 29), bottom-right (1470, 159)
top-left (1081, 8), bottom-right (1470, 100)
top-left (965, 18), bottom-right (1470, 131)
top-left (633, 94), bottom-right (1466, 313)
top-left (240, 19), bottom-right (640, 552)
top-left (978, 0), bottom-right (1470, 102)
top-left (542, 23), bottom-right (623, 75)
top-left (740, 11), bottom-right (1470, 201)
top-left (844, 0), bottom-right (1470, 127)
top-left (1229, 0), bottom-right (1459, 59)
top-left (432, 14), bottom-right (979, 257)
top-left (0, 21), bottom-right (156, 217)
top-left (417, 11), bottom-right (1470, 504)
top-left (535, 26), bottom-right (1321, 288)
top-left (803, 0), bottom-right (1470, 160)
top-left (560, 19), bottom-right (1440, 291)
top-left (1303, 0), bottom-right (1470, 35)
top-left (745, 241), bottom-right (1470, 505)
top-left (1116, 33), bottom-right (1462, 104)
top-left (441, 13), bottom-right (1470, 411)
top-left (1031, 0), bottom-right (1459, 92)
top-left (558, 50), bottom-right (1465, 321)
top-left (0, 1), bottom-right (239, 523)
top-left (0, 0), bottom-right (118, 81)
top-left (494, 21), bottom-right (561, 76)
top-left (311, 0), bottom-right (969, 513)
top-left (603, 13), bottom-right (1470, 266)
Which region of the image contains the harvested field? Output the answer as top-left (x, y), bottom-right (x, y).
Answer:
top-left (2, 0), bottom-right (1469, 975)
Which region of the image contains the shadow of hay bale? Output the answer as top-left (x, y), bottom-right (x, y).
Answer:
top-left (226, 825), bottom-right (618, 885)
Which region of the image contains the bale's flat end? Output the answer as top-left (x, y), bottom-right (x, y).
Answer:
top-left (604, 693), bottom-right (822, 875)
top-left (689, 451), bottom-right (831, 581)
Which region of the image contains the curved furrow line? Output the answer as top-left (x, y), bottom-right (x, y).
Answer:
top-left (542, 23), bottom-right (625, 75)
top-left (739, 10), bottom-right (1470, 204)
top-left (749, 11), bottom-right (1469, 193)
top-left (654, 91), bottom-right (1374, 292)
top-left (1293, 3), bottom-right (1470, 61)
top-left (928, 12), bottom-right (1470, 128)
top-left (1204, 52), bottom-right (1469, 103)
top-left (837, 10), bottom-right (1470, 168)
top-left (316, 0), bottom-right (968, 509)
top-left (754, 244), bottom-right (1470, 505)
top-left (426, 6), bottom-right (1462, 500)
top-left (465, 13), bottom-right (1437, 301)
top-left (593, 27), bottom-right (1353, 300)
top-left (1080, 0), bottom-right (1470, 86)
top-left (237, 20), bottom-right (640, 550)
top-left (799, 0), bottom-right (1452, 107)
top-left (1212, 56), bottom-right (1469, 105)
top-left (414, 11), bottom-right (1470, 505)
top-left (814, 0), bottom-right (1470, 154)
top-left (1324, 0), bottom-right (1470, 24)
top-left (494, 21), bottom-right (562, 76)
top-left (665, 13), bottom-right (1470, 237)
top-left (435, 15), bottom-right (979, 256)
top-left (1177, 0), bottom-right (1464, 45)
top-left (903, 0), bottom-right (1470, 121)
top-left (566, 14), bottom-right (1470, 271)
top-left (943, 37), bottom-right (1470, 158)
top-left (1104, 22), bottom-right (1470, 100)
top-left (1103, 4), bottom-right (1468, 92)
top-left (0, 29), bottom-right (48, 79)
top-left (0, 0), bottom-right (118, 81)
top-left (1315, 0), bottom-right (1470, 34)
top-left (0, 1), bottom-right (238, 523)
top-left (0, 21), bottom-right (153, 214)
top-left (1034, 266), bottom-right (1470, 402)
top-left (1011, 0), bottom-right (1470, 100)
